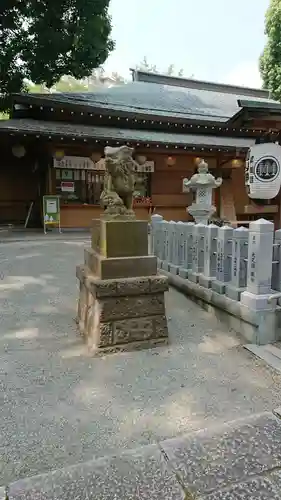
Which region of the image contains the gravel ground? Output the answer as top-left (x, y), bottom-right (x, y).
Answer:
top-left (1, 238), bottom-right (281, 486)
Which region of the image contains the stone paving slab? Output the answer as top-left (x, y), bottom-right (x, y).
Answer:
top-left (5, 412), bottom-right (281, 499)
top-left (161, 412), bottom-right (281, 497)
top-left (7, 445), bottom-right (185, 500)
top-left (202, 475), bottom-right (281, 499)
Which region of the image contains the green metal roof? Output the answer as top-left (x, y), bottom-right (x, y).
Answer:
top-left (13, 81), bottom-right (278, 123)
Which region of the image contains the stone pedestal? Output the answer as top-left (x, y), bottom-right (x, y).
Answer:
top-left (76, 218), bottom-right (169, 353)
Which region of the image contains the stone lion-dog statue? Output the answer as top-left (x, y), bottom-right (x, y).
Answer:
top-left (100, 145), bottom-right (138, 219)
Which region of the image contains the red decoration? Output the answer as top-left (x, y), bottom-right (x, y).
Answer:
top-left (133, 196), bottom-right (152, 207)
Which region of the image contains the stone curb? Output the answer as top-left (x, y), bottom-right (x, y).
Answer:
top-left (160, 268), bottom-right (281, 345)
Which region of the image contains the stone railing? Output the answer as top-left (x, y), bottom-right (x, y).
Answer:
top-left (151, 214), bottom-right (281, 345)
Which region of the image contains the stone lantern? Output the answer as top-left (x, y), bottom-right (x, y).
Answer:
top-left (183, 159), bottom-right (222, 225)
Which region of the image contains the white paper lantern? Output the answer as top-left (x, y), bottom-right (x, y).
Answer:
top-left (245, 143), bottom-right (281, 200)
top-left (136, 155), bottom-right (147, 165)
top-left (12, 144), bottom-right (26, 158)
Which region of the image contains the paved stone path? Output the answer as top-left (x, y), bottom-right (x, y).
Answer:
top-left (5, 412), bottom-right (281, 499)
top-left (1, 237), bottom-right (281, 488)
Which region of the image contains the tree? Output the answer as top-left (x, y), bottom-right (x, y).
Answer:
top-left (260, 0), bottom-right (281, 100)
top-left (0, 0), bottom-right (114, 111)
top-left (136, 57), bottom-right (185, 77)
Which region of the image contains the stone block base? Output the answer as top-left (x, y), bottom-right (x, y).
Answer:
top-left (188, 272), bottom-right (201, 284)
top-left (198, 275), bottom-right (215, 289)
top-left (240, 290), bottom-right (276, 311)
top-left (178, 268), bottom-right (189, 279)
top-left (76, 265), bottom-right (169, 354)
top-left (162, 261), bottom-right (170, 272)
top-left (211, 280), bottom-right (227, 294)
top-left (169, 264), bottom-right (179, 275)
top-left (91, 218), bottom-right (148, 258)
top-left (85, 247), bottom-right (157, 280)
top-left (225, 284), bottom-right (245, 301)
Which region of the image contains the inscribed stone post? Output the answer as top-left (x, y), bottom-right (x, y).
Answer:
top-left (162, 221), bottom-right (175, 271)
top-left (178, 222), bottom-right (195, 279)
top-left (226, 227), bottom-right (249, 301)
top-left (151, 214), bottom-right (163, 258)
top-left (241, 219), bottom-right (274, 311)
top-left (161, 221), bottom-right (169, 267)
top-left (170, 221), bottom-right (185, 275)
top-left (177, 222), bottom-right (186, 268)
top-left (272, 229), bottom-right (281, 292)
top-left (199, 224), bottom-right (218, 288)
top-left (188, 223), bottom-right (206, 283)
top-left (211, 225), bottom-right (233, 294)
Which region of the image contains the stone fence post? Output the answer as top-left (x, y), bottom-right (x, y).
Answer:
top-left (169, 222), bottom-right (185, 275)
top-left (272, 229), bottom-right (281, 292)
top-left (199, 224), bottom-right (218, 288)
top-left (226, 227), bottom-right (249, 301)
top-left (189, 223), bottom-right (206, 283)
top-left (150, 214), bottom-right (163, 258)
top-left (163, 221), bottom-right (175, 271)
top-left (241, 219), bottom-right (275, 310)
top-left (160, 221), bottom-right (169, 266)
top-left (179, 222), bottom-right (195, 279)
top-left (212, 225), bottom-right (233, 294)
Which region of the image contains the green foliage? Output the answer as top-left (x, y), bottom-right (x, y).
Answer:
top-left (0, 0), bottom-right (114, 111)
top-left (260, 0), bottom-right (281, 99)
top-left (136, 57), bottom-right (185, 77)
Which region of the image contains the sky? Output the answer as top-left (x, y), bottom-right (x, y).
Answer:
top-left (104, 0), bottom-right (270, 88)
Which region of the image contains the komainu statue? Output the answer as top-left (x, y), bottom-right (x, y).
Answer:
top-left (100, 145), bottom-right (137, 219)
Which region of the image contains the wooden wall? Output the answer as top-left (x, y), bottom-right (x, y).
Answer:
top-left (0, 136), bottom-right (261, 228)
top-left (147, 152), bottom-right (218, 221)
top-left (0, 138), bottom-right (43, 225)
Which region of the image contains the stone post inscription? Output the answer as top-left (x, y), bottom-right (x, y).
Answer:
top-left (231, 227), bottom-right (249, 289)
top-left (190, 223), bottom-right (205, 280)
top-left (203, 224), bottom-right (218, 279)
top-left (215, 226), bottom-right (233, 284)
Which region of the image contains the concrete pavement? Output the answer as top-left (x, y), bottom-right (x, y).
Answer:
top-left (1, 237), bottom-right (281, 496)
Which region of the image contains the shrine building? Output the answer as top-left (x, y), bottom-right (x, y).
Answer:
top-left (1, 69), bottom-right (281, 229)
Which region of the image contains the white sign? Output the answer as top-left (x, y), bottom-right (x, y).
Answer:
top-left (54, 155), bottom-right (105, 171)
top-left (46, 200), bottom-right (57, 214)
top-left (134, 161), bottom-right (155, 173)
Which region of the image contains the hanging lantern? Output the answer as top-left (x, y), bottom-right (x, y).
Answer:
top-left (91, 152), bottom-right (102, 162)
top-left (166, 156), bottom-right (176, 167)
top-left (231, 158), bottom-right (243, 168)
top-left (54, 150), bottom-right (65, 160)
top-left (12, 144), bottom-right (26, 158)
top-left (136, 155), bottom-right (147, 165)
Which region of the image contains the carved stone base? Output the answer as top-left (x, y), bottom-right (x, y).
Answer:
top-left (76, 265), bottom-right (169, 354)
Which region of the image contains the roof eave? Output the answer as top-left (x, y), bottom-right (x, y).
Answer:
top-left (228, 99), bottom-right (281, 128)
top-left (11, 93), bottom-right (230, 127)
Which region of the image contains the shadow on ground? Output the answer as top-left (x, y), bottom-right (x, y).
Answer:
top-left (1, 240), bottom-right (281, 485)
